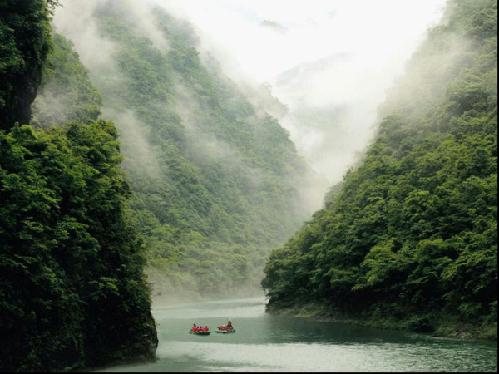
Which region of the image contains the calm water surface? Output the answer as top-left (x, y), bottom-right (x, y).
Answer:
top-left (103, 297), bottom-right (497, 372)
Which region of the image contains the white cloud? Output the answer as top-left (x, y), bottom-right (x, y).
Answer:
top-left (159, 0), bottom-right (446, 83)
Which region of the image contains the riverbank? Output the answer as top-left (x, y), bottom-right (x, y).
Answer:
top-left (266, 302), bottom-right (497, 341)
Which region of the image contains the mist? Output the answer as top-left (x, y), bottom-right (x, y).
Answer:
top-left (154, 0), bottom-right (447, 194)
top-left (52, 0), bottom-right (447, 208)
top-left (52, 0), bottom-right (165, 182)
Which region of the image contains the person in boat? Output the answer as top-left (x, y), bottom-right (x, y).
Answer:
top-left (218, 321), bottom-right (233, 331)
top-left (191, 323), bottom-right (200, 333)
top-left (192, 325), bottom-right (208, 333)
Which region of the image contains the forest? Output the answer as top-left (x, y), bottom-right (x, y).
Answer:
top-left (0, 1), bottom-right (157, 371)
top-left (263, 0), bottom-right (497, 338)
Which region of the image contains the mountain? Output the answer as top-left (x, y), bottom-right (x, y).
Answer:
top-left (52, 0), bottom-right (313, 299)
top-left (263, 0), bottom-right (497, 339)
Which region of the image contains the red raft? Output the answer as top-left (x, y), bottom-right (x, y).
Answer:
top-left (190, 326), bottom-right (210, 336)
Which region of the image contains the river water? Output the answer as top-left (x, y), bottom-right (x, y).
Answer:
top-left (102, 297), bottom-right (497, 372)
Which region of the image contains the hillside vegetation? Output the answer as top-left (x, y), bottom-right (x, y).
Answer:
top-left (263, 0), bottom-right (497, 338)
top-left (73, 1), bottom-right (312, 297)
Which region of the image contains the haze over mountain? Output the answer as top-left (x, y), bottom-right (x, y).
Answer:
top-left (158, 0), bottom-right (447, 190)
top-left (49, 0), bottom-right (315, 300)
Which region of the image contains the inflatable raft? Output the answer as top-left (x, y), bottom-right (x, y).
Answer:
top-left (190, 327), bottom-right (210, 335)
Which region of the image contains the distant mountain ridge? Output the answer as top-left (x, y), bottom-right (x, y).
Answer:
top-left (273, 52), bottom-right (350, 87)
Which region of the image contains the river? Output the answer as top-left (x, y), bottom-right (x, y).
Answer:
top-left (102, 297), bottom-right (497, 372)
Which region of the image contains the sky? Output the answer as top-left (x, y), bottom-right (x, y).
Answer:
top-left (161, 0), bottom-right (447, 83)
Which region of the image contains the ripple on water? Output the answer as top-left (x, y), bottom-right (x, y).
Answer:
top-left (153, 341), bottom-right (497, 372)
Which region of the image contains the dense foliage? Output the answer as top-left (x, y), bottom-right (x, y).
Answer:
top-left (0, 0), bottom-right (51, 129)
top-left (263, 0), bottom-right (497, 336)
top-left (0, 123), bottom-right (157, 371)
top-left (84, 1), bottom-right (310, 296)
top-left (0, 3), bottom-right (157, 371)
